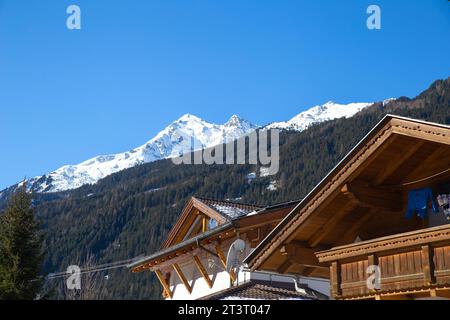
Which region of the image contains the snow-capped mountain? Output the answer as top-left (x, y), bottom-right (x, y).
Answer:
top-left (27, 114), bottom-right (258, 193)
top-left (266, 101), bottom-right (372, 131)
top-left (16, 100), bottom-right (375, 194)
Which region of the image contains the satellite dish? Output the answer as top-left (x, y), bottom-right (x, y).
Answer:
top-left (226, 239), bottom-right (246, 273)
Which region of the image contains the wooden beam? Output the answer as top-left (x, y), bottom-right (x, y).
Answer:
top-left (378, 294), bottom-right (413, 300)
top-left (192, 255), bottom-right (213, 289)
top-left (342, 181), bottom-right (403, 212)
top-left (368, 254), bottom-right (378, 267)
top-left (182, 215), bottom-right (202, 241)
top-left (155, 270), bottom-right (172, 299)
top-left (336, 209), bottom-right (375, 246)
top-left (302, 266), bottom-right (316, 277)
top-left (373, 140), bottom-right (425, 185)
top-left (202, 216), bottom-right (207, 233)
top-left (404, 166), bottom-right (450, 190)
top-left (317, 224), bottom-right (450, 263)
top-left (173, 263), bottom-right (192, 294)
top-left (148, 248), bottom-right (203, 271)
top-left (431, 289), bottom-right (450, 299)
top-left (330, 261), bottom-right (341, 298)
top-left (280, 241), bottom-right (327, 267)
top-left (192, 197), bottom-right (229, 224)
top-left (347, 129), bottom-right (398, 180)
top-left (391, 122), bottom-right (450, 146)
top-left (276, 259), bottom-right (292, 274)
top-left (421, 245), bottom-right (435, 286)
top-left (308, 201), bottom-right (357, 247)
top-left (402, 145), bottom-right (448, 188)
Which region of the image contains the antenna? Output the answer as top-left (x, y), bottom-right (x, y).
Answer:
top-left (226, 239), bottom-right (246, 274)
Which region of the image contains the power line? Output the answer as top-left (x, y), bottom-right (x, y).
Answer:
top-left (39, 256), bottom-right (145, 281)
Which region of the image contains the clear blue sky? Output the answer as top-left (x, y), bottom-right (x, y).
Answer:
top-left (1, 0), bottom-right (449, 189)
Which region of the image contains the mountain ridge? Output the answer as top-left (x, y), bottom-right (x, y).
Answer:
top-left (26, 114), bottom-right (258, 193)
top-left (265, 101), bottom-right (372, 131)
top-left (20, 101), bottom-right (374, 193)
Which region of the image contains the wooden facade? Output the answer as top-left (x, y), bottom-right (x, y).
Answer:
top-left (244, 115), bottom-right (450, 300)
top-left (316, 224), bottom-right (450, 299)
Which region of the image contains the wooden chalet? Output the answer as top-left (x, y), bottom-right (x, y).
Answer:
top-left (128, 197), bottom-right (328, 300)
top-left (244, 115), bottom-right (450, 300)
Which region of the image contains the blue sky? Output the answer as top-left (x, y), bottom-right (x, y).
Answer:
top-left (0, 0), bottom-right (449, 189)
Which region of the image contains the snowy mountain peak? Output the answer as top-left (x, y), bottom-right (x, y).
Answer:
top-left (176, 113), bottom-right (203, 122)
top-left (26, 114), bottom-right (258, 193)
top-left (226, 114), bottom-right (242, 124)
top-left (225, 115), bottom-right (257, 130)
top-left (19, 99), bottom-right (376, 194)
top-left (266, 101), bottom-right (373, 131)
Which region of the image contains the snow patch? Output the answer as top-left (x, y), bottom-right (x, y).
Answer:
top-left (382, 98), bottom-right (396, 106)
top-left (259, 167), bottom-right (271, 177)
top-left (145, 187), bottom-right (164, 194)
top-left (246, 210), bottom-right (259, 216)
top-left (266, 101), bottom-right (372, 132)
top-left (246, 172), bottom-right (256, 182)
top-left (266, 180), bottom-right (278, 191)
top-left (210, 204), bottom-right (251, 219)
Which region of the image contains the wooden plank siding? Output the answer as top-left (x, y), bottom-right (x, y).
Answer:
top-left (435, 246), bottom-right (450, 286)
top-left (329, 246), bottom-right (450, 299)
top-left (316, 224), bottom-right (450, 299)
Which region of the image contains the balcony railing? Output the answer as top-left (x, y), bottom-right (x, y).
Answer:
top-left (316, 224), bottom-right (450, 299)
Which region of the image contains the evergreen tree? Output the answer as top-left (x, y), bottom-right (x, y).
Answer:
top-left (0, 184), bottom-right (43, 299)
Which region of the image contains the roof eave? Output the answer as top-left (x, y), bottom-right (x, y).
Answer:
top-left (128, 221), bottom-right (233, 271)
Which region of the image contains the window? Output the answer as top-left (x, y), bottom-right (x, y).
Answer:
top-left (208, 219), bottom-right (218, 230)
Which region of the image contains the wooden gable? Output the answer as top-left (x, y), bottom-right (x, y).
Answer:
top-left (161, 197), bottom-right (229, 249)
top-left (245, 115), bottom-right (450, 278)
top-left (129, 200), bottom-right (299, 274)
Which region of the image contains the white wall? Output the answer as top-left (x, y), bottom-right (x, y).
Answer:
top-left (168, 239), bottom-right (237, 300)
top-left (165, 237), bottom-right (330, 300)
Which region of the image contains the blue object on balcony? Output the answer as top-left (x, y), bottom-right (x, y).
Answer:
top-left (406, 187), bottom-right (438, 219)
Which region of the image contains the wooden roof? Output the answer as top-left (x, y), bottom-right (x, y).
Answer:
top-left (199, 279), bottom-right (327, 300)
top-left (244, 115), bottom-right (450, 277)
top-left (129, 198), bottom-right (299, 272)
top-left (161, 197), bottom-right (263, 249)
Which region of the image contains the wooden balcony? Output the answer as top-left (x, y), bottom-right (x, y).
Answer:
top-left (316, 224), bottom-right (450, 300)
